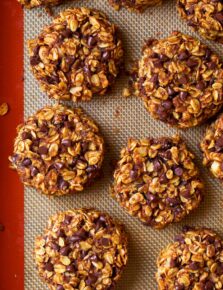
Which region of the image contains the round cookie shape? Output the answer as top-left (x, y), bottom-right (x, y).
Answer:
top-left (28, 7), bottom-right (124, 102)
top-left (156, 227), bottom-right (223, 289)
top-left (131, 31), bottom-right (223, 128)
top-left (177, 0), bottom-right (223, 43)
top-left (34, 208), bottom-right (128, 290)
top-left (9, 104), bottom-right (104, 196)
top-left (200, 113), bottom-right (223, 181)
top-left (18, 0), bottom-right (66, 8)
top-left (111, 135), bottom-right (203, 229)
top-left (108, 0), bottom-right (162, 12)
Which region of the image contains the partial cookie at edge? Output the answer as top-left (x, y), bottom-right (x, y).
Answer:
top-left (129, 31), bottom-right (223, 128)
top-left (108, 0), bottom-right (162, 12)
top-left (34, 208), bottom-right (128, 290)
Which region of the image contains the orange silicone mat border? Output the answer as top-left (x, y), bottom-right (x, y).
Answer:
top-left (0, 1), bottom-right (24, 289)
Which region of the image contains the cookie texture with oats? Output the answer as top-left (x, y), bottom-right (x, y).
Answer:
top-left (9, 104), bottom-right (104, 196)
top-left (18, 0), bottom-right (68, 8)
top-left (129, 31), bottom-right (223, 128)
top-left (28, 7), bottom-right (124, 102)
top-left (156, 227), bottom-right (223, 289)
top-left (177, 0), bottom-right (223, 43)
top-left (201, 113), bottom-right (223, 182)
top-left (108, 0), bottom-right (162, 12)
top-left (111, 135), bottom-right (203, 229)
top-left (34, 208), bottom-right (128, 290)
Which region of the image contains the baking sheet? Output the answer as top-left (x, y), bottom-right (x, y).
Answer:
top-left (24, 1), bottom-right (223, 289)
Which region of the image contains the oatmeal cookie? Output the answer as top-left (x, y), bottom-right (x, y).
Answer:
top-left (108, 0), bottom-right (161, 12)
top-left (200, 113), bottom-right (223, 182)
top-left (111, 135), bottom-right (203, 229)
top-left (34, 208), bottom-right (128, 290)
top-left (18, 0), bottom-right (68, 8)
top-left (156, 227), bottom-right (223, 289)
top-left (130, 31), bottom-right (223, 128)
top-left (177, 0), bottom-right (223, 43)
top-left (9, 104), bottom-right (104, 196)
top-left (28, 7), bottom-right (124, 102)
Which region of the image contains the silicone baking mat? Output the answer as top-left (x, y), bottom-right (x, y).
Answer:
top-left (24, 1), bottom-right (223, 289)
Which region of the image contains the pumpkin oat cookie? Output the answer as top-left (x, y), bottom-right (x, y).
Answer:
top-left (177, 0), bottom-right (223, 43)
top-left (18, 0), bottom-right (69, 9)
top-left (34, 208), bottom-right (128, 290)
top-left (129, 31), bottom-right (223, 128)
top-left (28, 7), bottom-right (124, 102)
top-left (108, 0), bottom-right (162, 12)
top-left (201, 113), bottom-right (223, 182)
top-left (111, 135), bottom-right (203, 229)
top-left (156, 227), bottom-right (223, 289)
top-left (9, 104), bottom-right (104, 196)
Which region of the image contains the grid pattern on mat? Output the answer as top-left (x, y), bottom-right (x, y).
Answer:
top-left (24, 0), bottom-right (223, 289)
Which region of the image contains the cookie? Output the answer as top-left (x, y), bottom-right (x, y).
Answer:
top-left (129, 31), bottom-right (223, 128)
top-left (200, 113), bottom-right (223, 182)
top-left (18, 0), bottom-right (67, 8)
top-left (156, 227), bottom-right (223, 289)
top-left (9, 104), bottom-right (104, 196)
top-left (111, 135), bottom-right (203, 229)
top-left (177, 0), bottom-right (223, 43)
top-left (28, 7), bottom-right (124, 102)
top-left (34, 208), bottom-right (128, 290)
top-left (108, 0), bottom-right (161, 12)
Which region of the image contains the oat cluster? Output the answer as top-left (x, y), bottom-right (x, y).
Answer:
top-left (18, 0), bottom-right (66, 8)
top-left (156, 227), bottom-right (223, 290)
top-left (108, 0), bottom-right (161, 12)
top-left (200, 113), bottom-right (223, 182)
top-left (34, 208), bottom-right (128, 290)
top-left (10, 105), bottom-right (104, 196)
top-left (130, 31), bottom-right (223, 128)
top-left (111, 135), bottom-right (203, 229)
top-left (28, 7), bottom-right (124, 102)
top-left (177, 0), bottom-right (223, 43)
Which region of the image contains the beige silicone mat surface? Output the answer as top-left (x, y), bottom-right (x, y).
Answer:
top-left (24, 1), bottom-right (223, 289)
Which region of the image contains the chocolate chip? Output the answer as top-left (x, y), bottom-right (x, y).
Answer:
top-left (204, 49), bottom-right (212, 61)
top-left (38, 146), bottom-right (48, 155)
top-left (22, 158), bottom-right (32, 167)
top-left (45, 75), bottom-right (59, 85)
top-left (100, 238), bottom-right (110, 246)
top-left (61, 28), bottom-right (73, 39)
top-left (153, 159), bottom-right (162, 171)
top-left (64, 215), bottom-right (72, 225)
top-left (150, 74), bottom-right (158, 84)
top-left (88, 36), bottom-right (97, 47)
top-left (204, 281), bottom-right (214, 290)
top-left (57, 229), bottom-right (65, 238)
top-left (174, 166), bottom-right (183, 176)
top-left (70, 228), bottom-right (89, 242)
top-left (160, 173), bottom-right (168, 184)
top-left (153, 59), bottom-right (163, 68)
top-left (60, 246), bottom-right (71, 256)
top-left (159, 54), bottom-right (169, 62)
top-left (54, 162), bottom-right (64, 170)
top-left (167, 87), bottom-right (176, 96)
top-left (162, 100), bottom-right (172, 110)
top-left (45, 262), bottom-right (54, 271)
top-left (145, 192), bottom-right (157, 202)
top-left (58, 179), bottom-right (69, 190)
top-left (215, 12), bottom-right (223, 24)
top-left (178, 51), bottom-right (189, 60)
top-left (175, 284), bottom-right (185, 290)
top-left (174, 234), bottom-right (185, 243)
top-left (216, 263), bottom-right (223, 275)
top-left (186, 58), bottom-right (197, 67)
top-left (86, 274), bottom-right (98, 286)
top-left (207, 62), bottom-right (216, 69)
top-left (30, 166), bottom-right (39, 177)
top-left (66, 264), bottom-right (76, 273)
top-left (130, 170), bottom-right (138, 180)
top-left (61, 139), bottom-right (72, 147)
top-left (187, 6), bottom-right (194, 14)
top-left (189, 261), bottom-right (199, 270)
top-left (178, 75), bottom-right (188, 84)
top-left (51, 243), bottom-right (60, 251)
top-left (39, 124), bottom-right (48, 133)
top-left (95, 216), bottom-right (107, 231)
top-left (22, 132), bottom-right (32, 140)
top-left (179, 91), bottom-right (188, 100)
top-left (215, 136), bottom-right (223, 148)
top-left (56, 285), bottom-right (64, 290)
top-left (102, 51), bottom-right (110, 62)
top-left (206, 235), bottom-right (215, 244)
top-left (196, 81), bottom-right (206, 90)
top-left (166, 197), bottom-right (181, 206)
